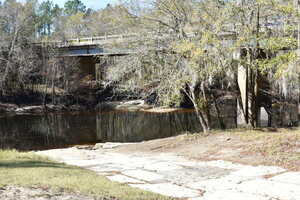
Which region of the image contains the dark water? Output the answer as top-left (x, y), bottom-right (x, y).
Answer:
top-left (0, 110), bottom-right (204, 150)
top-left (96, 110), bottom-right (202, 143)
top-left (0, 113), bottom-right (97, 150)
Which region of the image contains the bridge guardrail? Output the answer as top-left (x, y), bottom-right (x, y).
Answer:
top-left (34, 32), bottom-right (194, 47)
top-left (34, 31), bottom-right (239, 48)
top-left (56, 33), bottom-right (144, 47)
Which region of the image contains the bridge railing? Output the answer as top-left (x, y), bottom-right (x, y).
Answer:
top-left (35, 32), bottom-right (201, 47)
top-left (35, 31), bottom-right (237, 48)
top-left (33, 32), bottom-right (142, 47)
top-left (58, 33), bottom-right (143, 47)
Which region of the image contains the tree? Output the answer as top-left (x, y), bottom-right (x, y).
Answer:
top-left (37, 0), bottom-right (62, 36)
top-left (0, 0), bottom-right (40, 95)
top-left (104, 0), bottom-right (234, 132)
top-left (64, 0), bottom-right (86, 16)
top-left (84, 3), bottom-right (139, 36)
top-left (228, 0), bottom-right (300, 127)
top-left (63, 12), bottom-right (87, 37)
top-left (104, 0), bottom-right (300, 131)
top-left (38, 0), bottom-right (53, 36)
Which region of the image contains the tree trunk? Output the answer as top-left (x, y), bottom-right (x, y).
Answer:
top-left (212, 93), bottom-right (225, 129)
top-left (248, 68), bottom-right (259, 127)
top-left (185, 85), bottom-right (211, 133)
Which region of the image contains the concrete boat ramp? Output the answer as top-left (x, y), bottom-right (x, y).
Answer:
top-left (37, 146), bottom-right (300, 200)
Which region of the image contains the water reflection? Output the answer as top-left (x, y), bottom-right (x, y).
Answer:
top-left (0, 113), bottom-right (96, 150)
top-left (96, 110), bottom-right (201, 142)
top-left (0, 109), bottom-right (231, 150)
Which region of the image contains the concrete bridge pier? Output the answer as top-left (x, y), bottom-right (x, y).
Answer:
top-left (77, 57), bottom-right (110, 82)
top-left (78, 57), bottom-right (96, 79)
top-left (235, 49), bottom-right (272, 127)
top-left (235, 48), bottom-right (299, 128)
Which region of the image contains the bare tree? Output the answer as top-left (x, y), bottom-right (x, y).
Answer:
top-left (104, 0), bottom-right (235, 132)
top-left (0, 0), bottom-right (39, 95)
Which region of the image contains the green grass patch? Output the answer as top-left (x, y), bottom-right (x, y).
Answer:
top-left (0, 150), bottom-right (174, 200)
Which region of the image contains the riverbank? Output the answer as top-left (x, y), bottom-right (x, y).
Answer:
top-left (36, 128), bottom-right (300, 199)
top-left (114, 127), bottom-right (300, 171)
top-left (0, 100), bottom-right (152, 115)
top-left (1, 128), bottom-right (300, 199)
top-left (0, 103), bottom-right (90, 114)
top-left (0, 150), bottom-right (173, 200)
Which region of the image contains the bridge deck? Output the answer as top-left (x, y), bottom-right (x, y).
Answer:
top-left (35, 32), bottom-right (236, 57)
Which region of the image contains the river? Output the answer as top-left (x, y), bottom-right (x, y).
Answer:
top-left (0, 110), bottom-right (203, 150)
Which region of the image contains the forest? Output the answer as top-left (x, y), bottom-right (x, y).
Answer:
top-left (0, 0), bottom-right (299, 131)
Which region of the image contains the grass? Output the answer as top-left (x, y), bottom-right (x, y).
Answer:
top-left (0, 150), bottom-right (174, 200)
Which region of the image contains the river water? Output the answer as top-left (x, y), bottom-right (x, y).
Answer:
top-left (0, 110), bottom-right (202, 150)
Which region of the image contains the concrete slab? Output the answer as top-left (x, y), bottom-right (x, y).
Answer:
top-left (143, 161), bottom-right (182, 171)
top-left (95, 142), bottom-right (134, 149)
top-left (36, 148), bottom-right (299, 200)
top-left (107, 175), bottom-right (145, 184)
top-left (88, 164), bottom-right (135, 172)
top-left (95, 172), bottom-right (114, 176)
top-left (122, 169), bottom-right (165, 182)
top-left (63, 159), bottom-right (104, 167)
top-left (106, 154), bottom-right (157, 169)
top-left (188, 197), bottom-right (206, 200)
top-left (155, 153), bottom-right (187, 163)
top-left (187, 177), bottom-right (238, 191)
top-left (129, 183), bottom-right (201, 198)
top-left (270, 172), bottom-right (300, 185)
top-left (202, 160), bottom-right (245, 170)
top-left (176, 161), bottom-right (200, 168)
top-left (199, 190), bottom-right (270, 200)
top-left (231, 165), bottom-right (286, 177)
top-left (237, 179), bottom-right (300, 200)
top-left (161, 166), bottom-right (232, 185)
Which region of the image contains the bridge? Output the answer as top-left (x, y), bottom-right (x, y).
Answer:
top-left (43, 31), bottom-right (297, 128)
top-left (25, 31), bottom-right (300, 127)
top-left (37, 32), bottom-right (235, 57)
top-left (36, 31), bottom-right (240, 86)
top-left (39, 32), bottom-right (199, 47)
top-left (36, 33), bottom-right (141, 57)
top-left (34, 31), bottom-right (238, 88)
top-left (37, 32), bottom-right (204, 81)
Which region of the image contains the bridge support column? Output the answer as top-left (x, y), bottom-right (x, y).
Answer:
top-left (237, 64), bottom-right (248, 124)
top-left (235, 50), bottom-right (248, 125)
top-left (236, 48), bottom-right (273, 127)
top-left (235, 49), bottom-right (258, 126)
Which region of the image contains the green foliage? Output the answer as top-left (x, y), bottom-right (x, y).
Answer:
top-left (64, 0), bottom-right (86, 16)
top-left (262, 37), bottom-right (297, 52)
top-left (37, 0), bottom-right (62, 36)
top-left (258, 52), bottom-right (298, 78)
top-left (196, 97), bottom-right (210, 111)
top-left (64, 12), bottom-right (86, 37)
